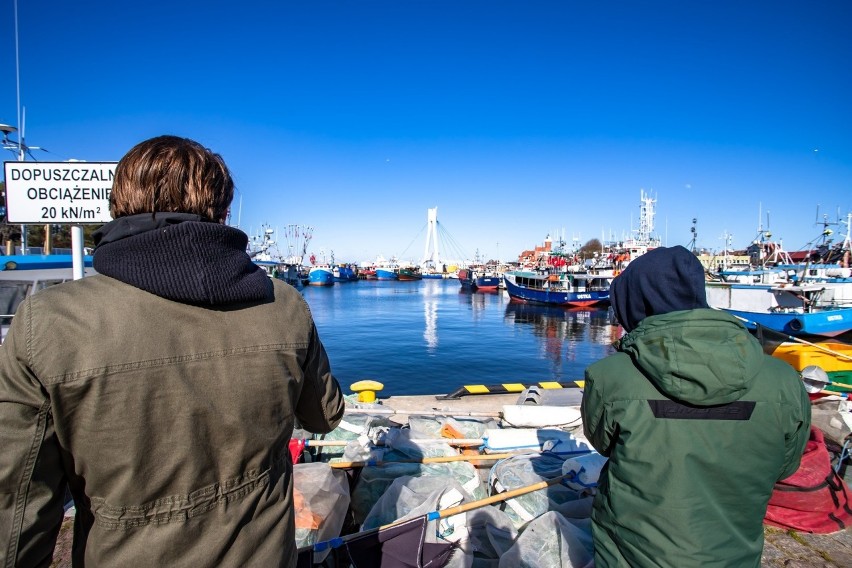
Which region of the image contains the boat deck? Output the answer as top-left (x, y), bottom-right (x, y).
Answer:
top-left (46, 391), bottom-right (852, 567)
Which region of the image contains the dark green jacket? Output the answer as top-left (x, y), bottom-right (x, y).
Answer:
top-left (0, 275), bottom-right (344, 567)
top-left (582, 309), bottom-right (810, 568)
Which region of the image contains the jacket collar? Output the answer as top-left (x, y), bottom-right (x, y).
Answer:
top-left (93, 213), bottom-right (271, 305)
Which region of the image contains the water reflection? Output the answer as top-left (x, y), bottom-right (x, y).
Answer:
top-left (457, 286), bottom-right (503, 320)
top-left (423, 299), bottom-right (438, 351)
top-left (504, 302), bottom-right (621, 366)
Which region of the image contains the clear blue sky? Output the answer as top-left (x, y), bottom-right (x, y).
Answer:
top-left (2, 1), bottom-right (850, 264)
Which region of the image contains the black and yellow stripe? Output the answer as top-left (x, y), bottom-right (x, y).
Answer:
top-left (436, 380), bottom-right (584, 400)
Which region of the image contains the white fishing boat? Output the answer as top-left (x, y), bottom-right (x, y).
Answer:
top-left (249, 224), bottom-right (309, 289)
top-left (0, 253), bottom-right (97, 342)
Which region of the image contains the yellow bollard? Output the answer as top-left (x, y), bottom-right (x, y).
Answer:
top-left (350, 379), bottom-right (384, 403)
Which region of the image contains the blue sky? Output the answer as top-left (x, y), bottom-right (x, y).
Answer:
top-left (2, 1), bottom-right (850, 264)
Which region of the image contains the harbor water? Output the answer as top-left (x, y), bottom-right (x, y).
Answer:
top-left (302, 278), bottom-right (622, 396)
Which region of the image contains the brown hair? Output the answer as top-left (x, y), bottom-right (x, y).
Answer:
top-left (110, 135), bottom-right (234, 221)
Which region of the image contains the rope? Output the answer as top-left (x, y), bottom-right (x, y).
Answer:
top-left (836, 438), bottom-right (852, 474)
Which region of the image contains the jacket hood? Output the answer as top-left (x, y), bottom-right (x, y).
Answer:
top-left (617, 308), bottom-right (764, 405)
top-left (611, 245), bottom-right (709, 332)
top-left (93, 213), bottom-right (271, 305)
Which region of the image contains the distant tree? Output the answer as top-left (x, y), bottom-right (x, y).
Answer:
top-left (578, 238), bottom-right (603, 259)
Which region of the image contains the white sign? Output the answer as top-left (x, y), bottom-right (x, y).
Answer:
top-left (3, 161), bottom-right (116, 224)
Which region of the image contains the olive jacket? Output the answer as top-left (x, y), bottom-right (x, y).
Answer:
top-left (0, 218), bottom-right (345, 567)
top-left (582, 309), bottom-right (811, 568)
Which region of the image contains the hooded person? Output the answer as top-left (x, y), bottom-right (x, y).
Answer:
top-left (581, 245), bottom-right (811, 568)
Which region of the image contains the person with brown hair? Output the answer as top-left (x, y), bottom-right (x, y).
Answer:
top-left (0, 135), bottom-right (345, 566)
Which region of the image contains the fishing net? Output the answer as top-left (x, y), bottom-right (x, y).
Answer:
top-left (304, 413), bottom-right (396, 462)
top-left (351, 461), bottom-right (486, 526)
top-left (488, 453), bottom-right (593, 528)
top-left (361, 476), bottom-right (522, 568)
top-left (497, 511), bottom-right (594, 568)
top-left (292, 463), bottom-right (350, 563)
top-left (407, 415), bottom-right (499, 439)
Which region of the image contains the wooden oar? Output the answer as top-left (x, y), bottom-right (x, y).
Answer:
top-left (299, 471), bottom-right (574, 555)
top-left (303, 438), bottom-right (485, 447)
top-left (344, 407), bottom-right (502, 418)
top-left (328, 450), bottom-right (540, 469)
top-left (428, 471), bottom-right (573, 520)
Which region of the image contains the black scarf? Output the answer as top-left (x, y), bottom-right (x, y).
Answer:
top-left (93, 213), bottom-right (271, 305)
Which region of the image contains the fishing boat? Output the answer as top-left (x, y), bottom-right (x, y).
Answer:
top-left (247, 225), bottom-right (309, 289)
top-left (1, 253), bottom-right (96, 342)
top-left (396, 266), bottom-right (423, 281)
top-left (705, 280), bottom-right (852, 337)
top-left (333, 264), bottom-right (359, 283)
top-left (49, 376), bottom-right (852, 566)
top-left (308, 265), bottom-right (335, 286)
top-left (365, 255), bottom-right (400, 281)
top-left (374, 267), bottom-right (398, 281)
top-left (458, 268), bottom-right (502, 291)
top-left (503, 270), bottom-right (612, 308)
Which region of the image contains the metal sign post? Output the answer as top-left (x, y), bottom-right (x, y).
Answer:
top-left (71, 225), bottom-right (84, 280)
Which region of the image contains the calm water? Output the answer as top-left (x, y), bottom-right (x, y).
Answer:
top-left (301, 278), bottom-right (621, 396)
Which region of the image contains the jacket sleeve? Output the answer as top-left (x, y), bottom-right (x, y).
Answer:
top-left (0, 301), bottom-right (67, 567)
top-left (778, 378), bottom-right (813, 481)
top-left (581, 367), bottom-right (615, 457)
top-left (294, 324), bottom-right (345, 434)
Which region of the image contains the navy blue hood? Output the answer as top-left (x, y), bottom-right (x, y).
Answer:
top-left (611, 245), bottom-right (709, 332)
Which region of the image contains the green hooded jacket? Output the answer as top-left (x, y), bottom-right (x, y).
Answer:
top-left (582, 308), bottom-right (811, 568)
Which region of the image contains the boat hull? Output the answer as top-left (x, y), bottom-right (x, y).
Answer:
top-left (723, 308), bottom-right (852, 338)
top-left (473, 276), bottom-right (501, 291)
top-left (333, 266), bottom-right (359, 282)
top-left (503, 272), bottom-right (610, 307)
top-left (706, 281), bottom-right (852, 337)
top-left (375, 268), bottom-right (398, 281)
top-left (308, 267), bottom-right (335, 286)
top-left (458, 270), bottom-right (502, 291)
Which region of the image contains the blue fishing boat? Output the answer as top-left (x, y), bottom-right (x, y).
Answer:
top-left (723, 307), bottom-right (852, 338)
top-left (503, 270), bottom-right (612, 307)
top-left (1, 254), bottom-right (93, 273)
top-left (705, 281), bottom-right (852, 337)
top-left (458, 269), bottom-right (502, 291)
top-left (308, 266), bottom-right (335, 286)
top-left (375, 267), bottom-right (398, 281)
top-left (333, 264), bottom-right (359, 282)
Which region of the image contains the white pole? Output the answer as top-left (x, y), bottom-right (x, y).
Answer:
top-left (14, 1), bottom-right (27, 254)
top-left (14, 0), bottom-right (23, 163)
top-left (71, 225), bottom-right (84, 280)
